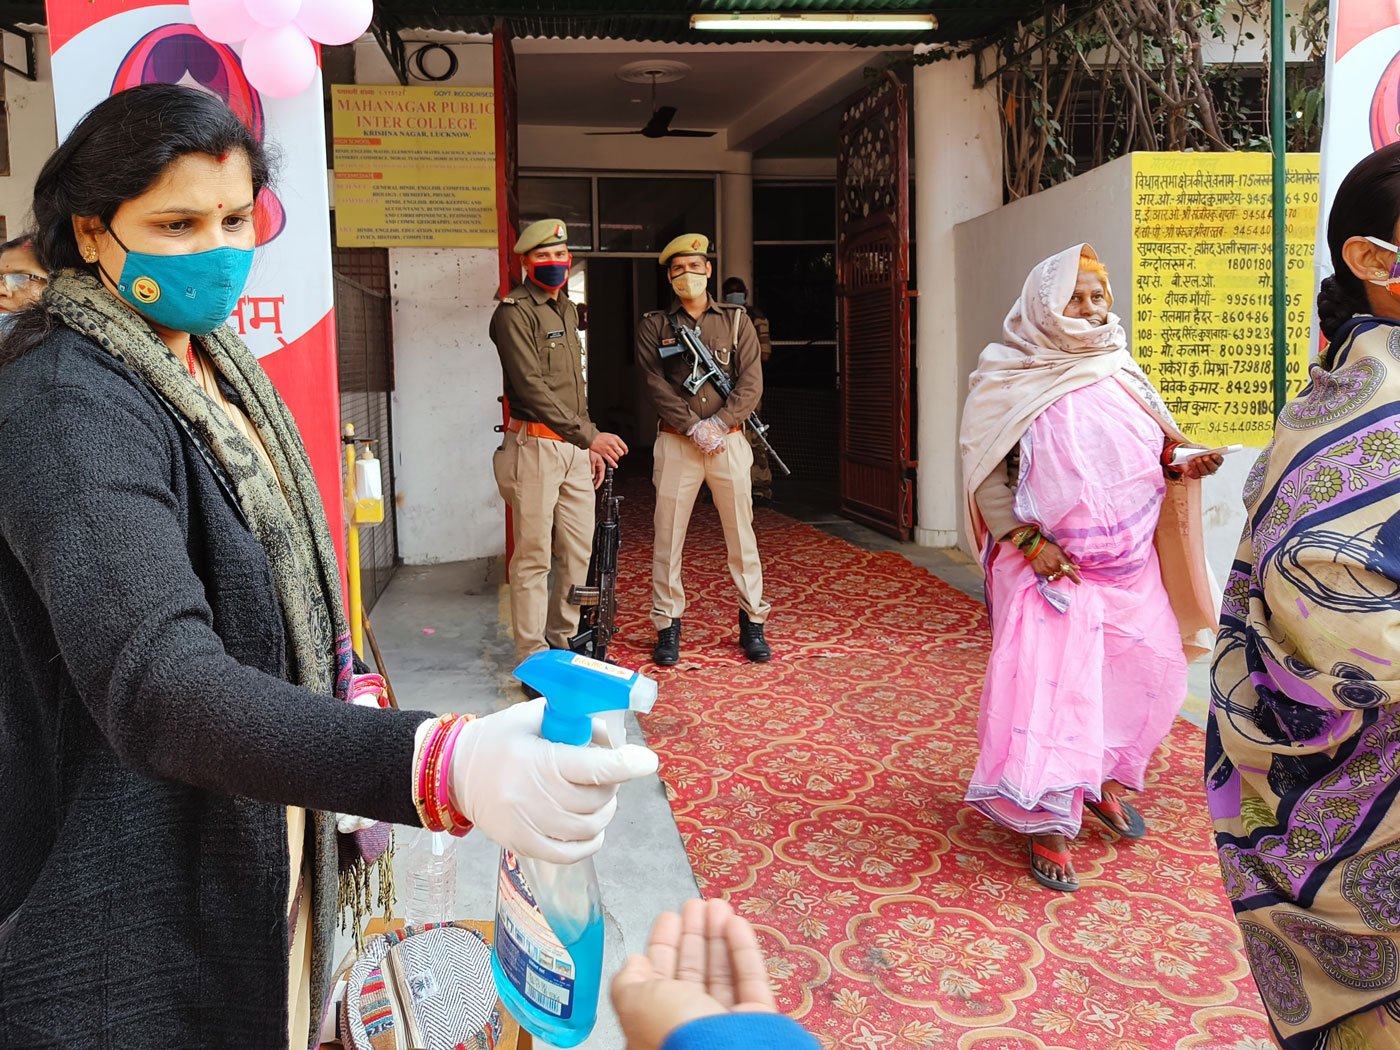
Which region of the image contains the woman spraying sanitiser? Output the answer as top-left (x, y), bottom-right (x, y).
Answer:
top-left (0, 85), bottom-right (657, 1049)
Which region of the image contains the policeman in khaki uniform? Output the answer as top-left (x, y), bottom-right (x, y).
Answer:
top-left (636, 234), bottom-right (772, 666)
top-left (490, 218), bottom-right (627, 680)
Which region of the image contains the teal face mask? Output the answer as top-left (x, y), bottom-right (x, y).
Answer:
top-left (105, 227), bottom-right (254, 335)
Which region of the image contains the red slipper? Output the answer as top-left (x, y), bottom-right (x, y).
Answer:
top-left (1028, 839), bottom-right (1079, 892)
top-left (1086, 795), bottom-right (1148, 839)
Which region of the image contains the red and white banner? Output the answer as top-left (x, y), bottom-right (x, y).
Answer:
top-left (1316, 1), bottom-right (1400, 301)
top-left (46, 1), bottom-right (344, 560)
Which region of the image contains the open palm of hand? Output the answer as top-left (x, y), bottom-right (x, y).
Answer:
top-left (610, 899), bottom-right (776, 1050)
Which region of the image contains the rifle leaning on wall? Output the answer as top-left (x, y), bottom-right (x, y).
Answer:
top-left (661, 316), bottom-right (791, 476)
top-left (567, 465), bottom-right (621, 662)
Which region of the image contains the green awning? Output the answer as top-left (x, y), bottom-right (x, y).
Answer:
top-left (0, 1), bottom-right (1047, 47)
top-left (373, 1), bottom-right (1045, 46)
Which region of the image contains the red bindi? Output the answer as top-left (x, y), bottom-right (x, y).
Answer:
top-left (217, 204), bottom-right (223, 209)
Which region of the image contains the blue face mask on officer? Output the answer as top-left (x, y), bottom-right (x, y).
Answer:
top-left (724, 292), bottom-right (747, 305)
top-left (528, 252), bottom-right (572, 292)
top-left (102, 225), bottom-right (253, 336)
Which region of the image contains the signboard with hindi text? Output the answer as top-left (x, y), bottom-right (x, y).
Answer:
top-left (332, 84), bottom-right (497, 247)
top-left (1131, 152), bottom-right (1320, 447)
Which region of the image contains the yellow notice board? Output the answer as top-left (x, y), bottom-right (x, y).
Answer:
top-left (332, 85), bottom-right (497, 247)
top-left (1130, 152), bottom-right (1319, 446)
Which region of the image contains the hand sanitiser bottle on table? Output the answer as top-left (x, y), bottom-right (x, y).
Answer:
top-left (491, 651), bottom-right (658, 1047)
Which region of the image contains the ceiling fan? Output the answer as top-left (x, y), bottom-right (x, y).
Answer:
top-left (587, 73), bottom-right (716, 139)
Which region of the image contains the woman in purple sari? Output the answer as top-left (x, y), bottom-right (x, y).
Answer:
top-left (1209, 143), bottom-right (1400, 1049)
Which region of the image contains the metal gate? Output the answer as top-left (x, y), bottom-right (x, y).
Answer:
top-left (836, 72), bottom-right (914, 539)
top-left (333, 247), bottom-right (399, 609)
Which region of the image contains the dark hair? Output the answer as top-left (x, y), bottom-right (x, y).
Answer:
top-left (721, 276), bottom-right (747, 296)
top-left (0, 233), bottom-right (36, 256)
top-left (0, 84), bottom-right (273, 366)
top-left (1318, 142), bottom-right (1400, 343)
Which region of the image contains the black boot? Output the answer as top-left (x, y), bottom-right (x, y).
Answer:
top-left (739, 611), bottom-right (771, 662)
top-left (653, 619), bottom-right (682, 666)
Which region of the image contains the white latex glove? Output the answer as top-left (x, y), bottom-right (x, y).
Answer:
top-left (686, 417), bottom-right (726, 455)
top-left (440, 699), bottom-right (659, 865)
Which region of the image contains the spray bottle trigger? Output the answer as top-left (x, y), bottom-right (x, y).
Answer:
top-left (515, 650), bottom-right (658, 745)
top-left (595, 710), bottom-right (627, 749)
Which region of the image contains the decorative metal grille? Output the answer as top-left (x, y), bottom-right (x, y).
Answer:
top-left (836, 72), bottom-right (913, 539)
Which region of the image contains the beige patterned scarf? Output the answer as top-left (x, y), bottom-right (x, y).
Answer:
top-left (958, 244), bottom-right (1217, 657)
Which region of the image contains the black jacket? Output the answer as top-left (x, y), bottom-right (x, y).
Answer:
top-left (0, 328), bottom-right (426, 1048)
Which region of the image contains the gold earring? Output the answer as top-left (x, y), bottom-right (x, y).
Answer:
top-left (82, 246), bottom-right (98, 263)
top-left (1377, 269), bottom-right (1390, 279)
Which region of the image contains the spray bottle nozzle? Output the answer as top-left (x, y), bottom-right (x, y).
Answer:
top-left (514, 651), bottom-right (658, 746)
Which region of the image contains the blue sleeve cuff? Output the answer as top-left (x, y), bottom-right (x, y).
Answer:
top-left (660, 1013), bottom-right (818, 1050)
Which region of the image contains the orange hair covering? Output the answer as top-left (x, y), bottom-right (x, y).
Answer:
top-left (1079, 248), bottom-right (1110, 285)
top-left (1078, 248), bottom-right (1112, 305)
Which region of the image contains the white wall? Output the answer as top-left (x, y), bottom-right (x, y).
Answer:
top-left (0, 29), bottom-right (55, 236)
top-left (349, 39), bottom-right (510, 564)
top-left (1199, 0), bottom-right (1314, 66)
top-left (720, 168), bottom-right (753, 292)
top-left (953, 155), bottom-right (1135, 389)
top-left (912, 55), bottom-right (1003, 546)
top-left (951, 152), bottom-right (1256, 587)
top-left (752, 156), bottom-right (836, 179)
top-left (353, 35), bottom-right (493, 86)
top-left (388, 248), bottom-right (505, 563)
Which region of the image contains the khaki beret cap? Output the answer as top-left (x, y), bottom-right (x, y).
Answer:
top-left (515, 218), bottom-right (569, 254)
top-left (658, 233), bottom-right (710, 265)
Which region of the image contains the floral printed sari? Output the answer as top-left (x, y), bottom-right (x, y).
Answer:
top-left (1208, 316), bottom-right (1400, 1048)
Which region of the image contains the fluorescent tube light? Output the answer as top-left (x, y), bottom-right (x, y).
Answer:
top-left (691, 13), bottom-right (938, 32)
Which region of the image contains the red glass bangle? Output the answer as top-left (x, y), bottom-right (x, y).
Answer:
top-left (414, 714), bottom-right (456, 832)
top-left (433, 715), bottom-right (475, 836)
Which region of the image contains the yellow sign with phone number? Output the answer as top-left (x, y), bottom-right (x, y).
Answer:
top-left (1130, 152), bottom-right (1320, 447)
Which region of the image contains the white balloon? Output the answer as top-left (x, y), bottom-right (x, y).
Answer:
top-left (244, 0), bottom-right (303, 30)
top-left (295, 0), bottom-right (373, 46)
top-left (189, 0), bottom-right (259, 44)
top-left (242, 25), bottom-right (318, 99)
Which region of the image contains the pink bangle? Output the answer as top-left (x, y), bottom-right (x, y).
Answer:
top-left (435, 715), bottom-right (471, 835)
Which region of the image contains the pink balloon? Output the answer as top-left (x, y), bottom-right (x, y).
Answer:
top-left (295, 0), bottom-right (373, 46)
top-left (245, 0), bottom-right (301, 29)
top-left (242, 26), bottom-right (317, 99)
top-left (189, 0), bottom-right (259, 44)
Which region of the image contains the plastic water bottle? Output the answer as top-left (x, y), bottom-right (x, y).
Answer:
top-left (491, 651), bottom-right (657, 1048)
top-left (405, 830), bottom-right (457, 926)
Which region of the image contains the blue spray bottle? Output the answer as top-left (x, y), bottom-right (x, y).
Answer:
top-left (490, 651), bottom-right (658, 1047)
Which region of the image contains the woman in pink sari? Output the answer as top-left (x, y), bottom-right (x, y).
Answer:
top-left (960, 244), bottom-right (1220, 892)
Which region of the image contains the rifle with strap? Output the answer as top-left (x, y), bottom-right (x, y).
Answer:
top-left (567, 465), bottom-right (621, 661)
top-left (661, 314), bottom-right (791, 476)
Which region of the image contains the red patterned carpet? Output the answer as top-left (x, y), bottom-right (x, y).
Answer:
top-left (608, 492), bottom-right (989, 673)
top-left (614, 485), bottom-right (1274, 1049)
